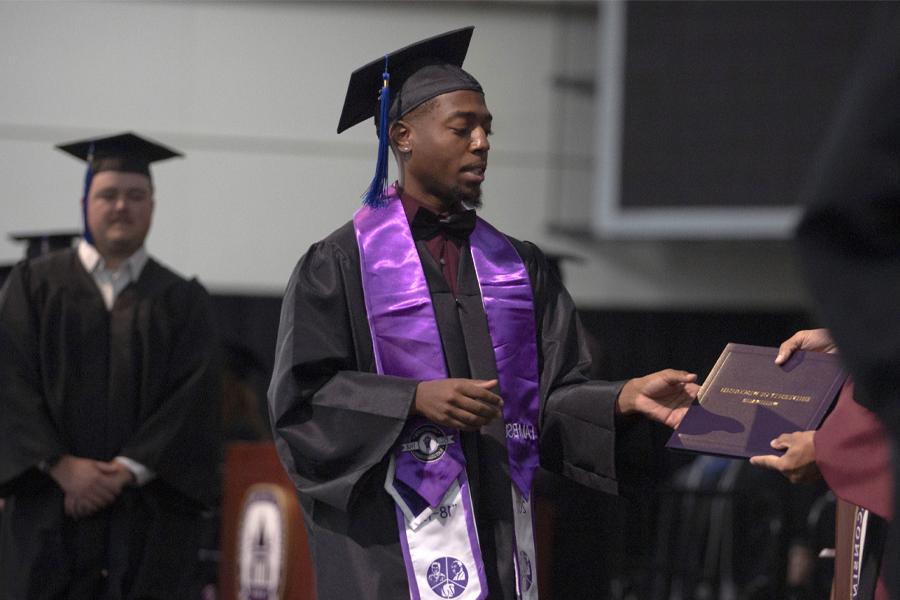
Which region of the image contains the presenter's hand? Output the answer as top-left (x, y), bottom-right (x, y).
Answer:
top-left (617, 370), bottom-right (699, 428)
top-left (749, 430), bottom-right (820, 484)
top-left (413, 378), bottom-right (503, 431)
top-left (50, 456), bottom-right (120, 518)
top-left (775, 329), bottom-right (838, 364)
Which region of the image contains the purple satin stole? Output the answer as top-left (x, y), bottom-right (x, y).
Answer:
top-left (353, 186), bottom-right (540, 504)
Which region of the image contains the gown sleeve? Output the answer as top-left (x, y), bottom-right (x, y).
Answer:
top-left (517, 241), bottom-right (625, 495)
top-left (267, 238), bottom-right (420, 512)
top-left (815, 381), bottom-right (893, 519)
top-left (0, 263), bottom-right (68, 494)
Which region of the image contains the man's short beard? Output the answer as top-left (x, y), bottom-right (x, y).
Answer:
top-left (450, 184), bottom-right (483, 209)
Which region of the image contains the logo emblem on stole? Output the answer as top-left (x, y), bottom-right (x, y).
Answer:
top-left (401, 424), bottom-right (456, 463)
top-left (519, 550), bottom-right (533, 592)
top-left (426, 556), bottom-right (469, 598)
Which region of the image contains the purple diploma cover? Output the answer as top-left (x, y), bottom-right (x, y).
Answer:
top-left (667, 343), bottom-right (848, 458)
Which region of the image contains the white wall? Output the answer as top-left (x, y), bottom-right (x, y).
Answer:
top-left (0, 1), bottom-right (809, 309)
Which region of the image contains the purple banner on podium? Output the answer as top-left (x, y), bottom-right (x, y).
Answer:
top-left (667, 343), bottom-right (847, 458)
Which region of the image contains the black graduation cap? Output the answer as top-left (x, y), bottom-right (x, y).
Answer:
top-left (337, 26), bottom-right (481, 134)
top-left (337, 27), bottom-right (483, 207)
top-left (56, 131), bottom-right (182, 179)
top-left (10, 231), bottom-right (81, 260)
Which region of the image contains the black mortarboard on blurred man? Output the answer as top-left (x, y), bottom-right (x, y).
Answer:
top-left (0, 231), bottom-right (80, 288)
top-left (337, 26), bottom-right (483, 207)
top-left (55, 132), bottom-right (182, 245)
top-left (10, 231), bottom-right (81, 260)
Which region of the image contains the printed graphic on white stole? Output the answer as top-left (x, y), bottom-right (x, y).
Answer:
top-left (511, 486), bottom-right (538, 599)
top-left (386, 457), bottom-right (487, 600)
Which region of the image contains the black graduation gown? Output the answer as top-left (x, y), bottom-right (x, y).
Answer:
top-left (268, 220), bottom-right (624, 599)
top-left (0, 248), bottom-right (221, 600)
top-left (796, 4), bottom-right (900, 430)
top-left (794, 6), bottom-right (900, 597)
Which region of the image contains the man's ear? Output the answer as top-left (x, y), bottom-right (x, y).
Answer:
top-left (390, 119), bottom-right (411, 153)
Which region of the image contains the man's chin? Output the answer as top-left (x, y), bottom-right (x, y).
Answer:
top-left (104, 239), bottom-right (142, 256)
top-left (451, 184), bottom-right (483, 209)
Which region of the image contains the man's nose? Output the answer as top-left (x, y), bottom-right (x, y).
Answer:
top-left (471, 128), bottom-right (490, 152)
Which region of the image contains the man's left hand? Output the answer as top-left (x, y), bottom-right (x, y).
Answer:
top-left (616, 369), bottom-right (699, 428)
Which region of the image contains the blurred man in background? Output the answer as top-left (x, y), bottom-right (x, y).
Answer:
top-left (0, 133), bottom-right (221, 599)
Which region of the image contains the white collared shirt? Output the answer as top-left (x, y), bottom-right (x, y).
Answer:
top-left (77, 240), bottom-right (149, 310)
top-left (76, 239), bottom-right (155, 486)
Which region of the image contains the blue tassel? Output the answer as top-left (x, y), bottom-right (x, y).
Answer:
top-left (81, 143), bottom-right (95, 245)
top-left (362, 56), bottom-right (391, 208)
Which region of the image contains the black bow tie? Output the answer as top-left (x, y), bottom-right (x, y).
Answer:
top-left (410, 208), bottom-right (477, 242)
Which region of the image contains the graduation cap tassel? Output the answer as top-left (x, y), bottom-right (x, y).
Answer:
top-left (81, 143), bottom-right (95, 245)
top-left (362, 57), bottom-right (391, 208)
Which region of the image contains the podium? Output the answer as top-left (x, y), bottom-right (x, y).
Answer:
top-left (219, 442), bottom-right (315, 600)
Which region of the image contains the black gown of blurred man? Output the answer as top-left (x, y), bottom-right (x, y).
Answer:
top-left (0, 133), bottom-right (221, 599)
top-left (794, 5), bottom-right (900, 598)
top-left (268, 27), bottom-right (699, 600)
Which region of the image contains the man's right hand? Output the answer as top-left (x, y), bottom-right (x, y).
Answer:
top-left (412, 378), bottom-right (503, 431)
top-left (48, 455), bottom-right (122, 519)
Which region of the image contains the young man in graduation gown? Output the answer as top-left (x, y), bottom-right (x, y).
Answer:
top-left (751, 329), bottom-right (892, 600)
top-left (268, 28), bottom-right (699, 600)
top-left (0, 133), bottom-right (221, 599)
